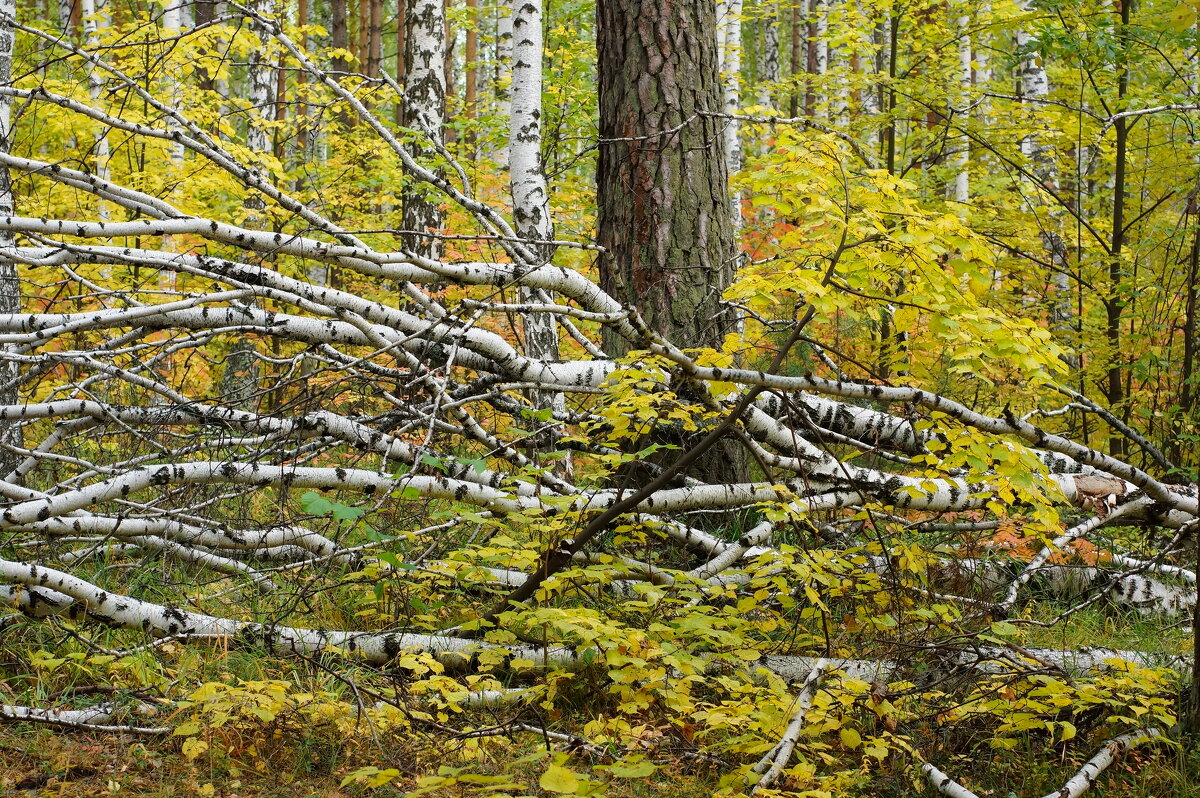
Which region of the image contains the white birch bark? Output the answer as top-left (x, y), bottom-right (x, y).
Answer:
top-left (954, 9), bottom-right (971, 204)
top-left (492, 1), bottom-right (512, 161)
top-left (159, 1), bottom-right (185, 168)
top-left (721, 0), bottom-right (744, 243)
top-left (857, 0), bottom-right (880, 116)
top-left (57, 0), bottom-right (72, 33)
top-left (757, 0), bottom-right (779, 108)
top-left (0, 0), bottom-right (21, 478)
top-left (509, 0), bottom-right (563, 424)
top-left (401, 0), bottom-right (446, 259)
top-left (722, 0), bottom-right (743, 173)
top-left (80, 0), bottom-right (110, 222)
top-left (1016, 0), bottom-right (1072, 344)
top-left (245, 0), bottom-right (276, 171)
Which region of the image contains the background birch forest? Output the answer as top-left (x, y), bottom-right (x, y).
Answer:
top-left (1, 0), bottom-right (1200, 796)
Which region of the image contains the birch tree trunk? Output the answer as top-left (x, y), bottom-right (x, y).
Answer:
top-left (493, 3), bottom-right (512, 161)
top-left (720, 0), bottom-right (743, 234)
top-left (509, 0), bottom-right (561, 416)
top-left (813, 0), bottom-right (827, 115)
top-left (221, 0), bottom-right (274, 408)
top-left (401, 0), bottom-right (446, 259)
top-left (1017, 0), bottom-right (1074, 370)
top-left (0, 0), bottom-right (21, 477)
top-left (757, 0), bottom-right (779, 108)
top-left (81, 0), bottom-right (110, 221)
top-left (464, 0), bottom-right (478, 158)
top-left (857, 0), bottom-right (880, 117)
top-left (954, 8), bottom-right (970, 204)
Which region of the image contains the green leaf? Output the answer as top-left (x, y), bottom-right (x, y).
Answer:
top-left (419, 453), bottom-right (446, 471)
top-left (330, 502), bottom-right (365, 522)
top-left (300, 490), bottom-right (332, 515)
top-left (990, 621), bottom-right (1019, 638)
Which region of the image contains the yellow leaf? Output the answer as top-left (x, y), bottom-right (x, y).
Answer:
top-left (840, 727), bottom-right (862, 749)
top-left (540, 764), bottom-right (580, 794)
top-left (181, 737), bottom-right (209, 761)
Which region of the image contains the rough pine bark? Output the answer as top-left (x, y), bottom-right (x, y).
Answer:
top-left (596, 0), bottom-right (745, 486)
top-left (367, 0), bottom-right (382, 78)
top-left (331, 0), bottom-right (350, 76)
top-left (596, 0), bottom-right (735, 355)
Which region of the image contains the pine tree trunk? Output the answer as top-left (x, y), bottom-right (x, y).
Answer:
top-left (596, 0), bottom-right (734, 355)
top-left (367, 0), bottom-right (382, 78)
top-left (357, 0), bottom-right (370, 70)
top-left (332, 0), bottom-right (350, 76)
top-left (597, 0), bottom-right (746, 487)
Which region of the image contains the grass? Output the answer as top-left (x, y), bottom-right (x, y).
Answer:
top-left (4, 517), bottom-right (1200, 796)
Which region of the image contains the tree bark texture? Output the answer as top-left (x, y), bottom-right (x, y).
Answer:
top-left (596, 0), bottom-right (735, 355)
top-left (331, 0), bottom-right (350, 76)
top-left (0, 0), bottom-right (22, 476)
top-left (401, 0), bottom-right (446, 259)
top-left (510, 0), bottom-right (560, 404)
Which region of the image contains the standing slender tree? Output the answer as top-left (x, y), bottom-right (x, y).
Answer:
top-left (463, 0), bottom-right (478, 158)
top-left (81, 0), bottom-right (109, 220)
top-left (510, 0), bottom-right (561, 417)
top-left (0, 0), bottom-right (19, 477)
top-left (401, 0), bottom-right (445, 259)
top-left (757, 0), bottom-right (779, 108)
top-left (1105, 0), bottom-right (1132, 457)
top-left (1016, 0), bottom-right (1073, 364)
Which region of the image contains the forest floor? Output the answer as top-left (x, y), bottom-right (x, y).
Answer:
top-left (5, 696), bottom-right (1200, 797)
